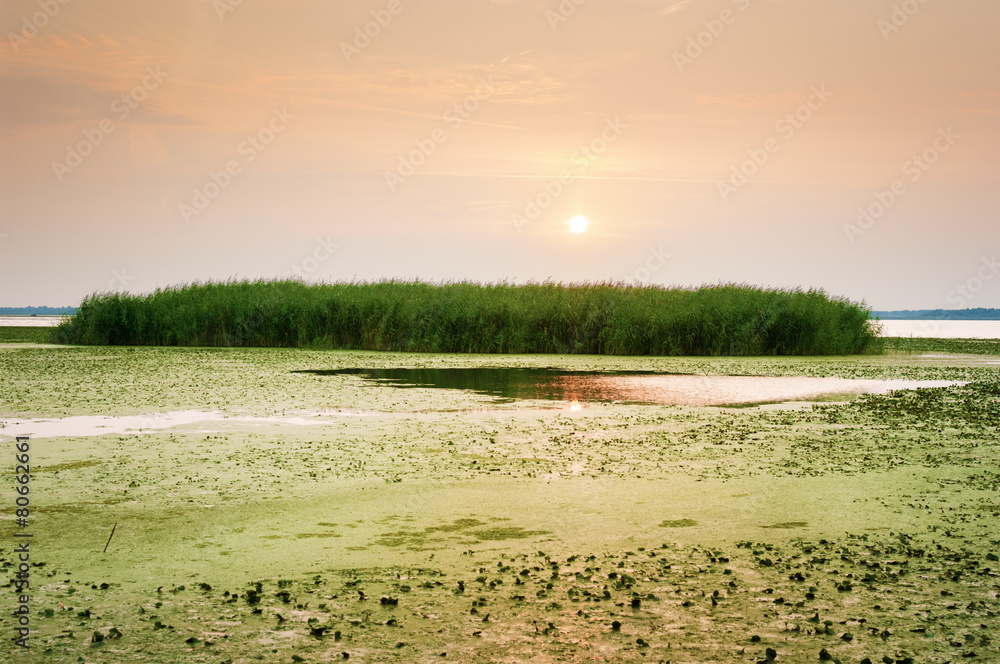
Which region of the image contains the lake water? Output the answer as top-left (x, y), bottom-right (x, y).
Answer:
top-left (0, 371), bottom-right (965, 440)
top-left (874, 319), bottom-right (1000, 339)
top-left (0, 409), bottom-right (372, 440)
top-left (0, 315), bottom-right (67, 327)
top-left (297, 367), bottom-right (962, 408)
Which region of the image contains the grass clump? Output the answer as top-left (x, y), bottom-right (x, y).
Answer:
top-left (881, 337), bottom-right (1000, 356)
top-left (53, 280), bottom-right (880, 356)
top-left (0, 327), bottom-right (55, 344)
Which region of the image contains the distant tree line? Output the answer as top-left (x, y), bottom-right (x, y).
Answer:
top-left (0, 306), bottom-right (76, 315)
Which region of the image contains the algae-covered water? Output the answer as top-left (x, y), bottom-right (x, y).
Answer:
top-left (0, 341), bottom-right (997, 662)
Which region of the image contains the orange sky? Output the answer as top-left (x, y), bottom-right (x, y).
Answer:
top-left (1, 0), bottom-right (998, 309)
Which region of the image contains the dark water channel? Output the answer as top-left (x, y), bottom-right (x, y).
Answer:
top-left (295, 368), bottom-right (665, 403)
top-left (293, 367), bottom-right (961, 407)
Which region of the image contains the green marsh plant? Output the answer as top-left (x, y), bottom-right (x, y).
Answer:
top-left (54, 280), bottom-right (880, 356)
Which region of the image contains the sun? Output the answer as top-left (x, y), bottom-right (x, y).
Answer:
top-left (569, 215), bottom-right (588, 233)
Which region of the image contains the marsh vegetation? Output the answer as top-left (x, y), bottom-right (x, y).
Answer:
top-left (4, 323), bottom-right (998, 662)
top-left (54, 280), bottom-right (880, 356)
top-left (0, 343), bottom-right (997, 662)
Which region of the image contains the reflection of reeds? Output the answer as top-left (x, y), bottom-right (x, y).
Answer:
top-left (54, 280), bottom-right (879, 356)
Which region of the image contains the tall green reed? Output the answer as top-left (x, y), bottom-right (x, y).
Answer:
top-left (54, 280), bottom-right (881, 356)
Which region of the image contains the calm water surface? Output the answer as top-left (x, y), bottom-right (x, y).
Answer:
top-left (0, 316), bottom-right (66, 327)
top-left (297, 367), bottom-right (962, 407)
top-left (874, 319), bottom-right (1000, 339)
top-left (2, 368), bottom-right (965, 439)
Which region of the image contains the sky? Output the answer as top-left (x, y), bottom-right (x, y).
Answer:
top-left (0, 0), bottom-right (997, 310)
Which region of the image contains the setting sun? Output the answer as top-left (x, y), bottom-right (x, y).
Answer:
top-left (569, 216), bottom-right (588, 233)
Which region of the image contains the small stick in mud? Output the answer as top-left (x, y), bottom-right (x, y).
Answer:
top-left (103, 522), bottom-right (118, 553)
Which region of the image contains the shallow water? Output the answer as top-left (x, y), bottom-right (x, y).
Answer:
top-left (298, 366), bottom-right (962, 407)
top-left (2, 344), bottom-right (997, 662)
top-left (0, 409), bottom-right (376, 440)
top-left (1, 370), bottom-right (962, 439)
top-left (0, 315), bottom-right (66, 327)
top-left (876, 319), bottom-right (1000, 339)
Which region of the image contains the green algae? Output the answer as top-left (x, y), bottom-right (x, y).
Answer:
top-left (760, 521), bottom-right (808, 529)
top-left (470, 527), bottom-right (551, 541)
top-left (0, 343), bottom-right (997, 661)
